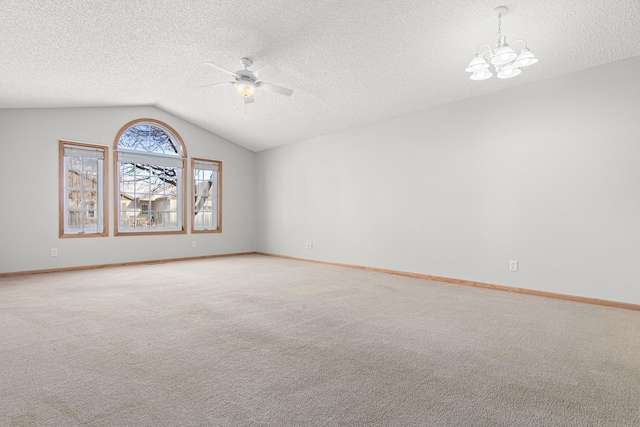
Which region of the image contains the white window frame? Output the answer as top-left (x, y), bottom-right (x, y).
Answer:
top-left (59, 141), bottom-right (108, 238)
top-left (192, 157), bottom-right (222, 233)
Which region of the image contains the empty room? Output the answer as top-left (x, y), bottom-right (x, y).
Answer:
top-left (1, 0), bottom-right (639, 426)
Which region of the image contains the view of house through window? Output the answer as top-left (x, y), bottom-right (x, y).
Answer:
top-left (115, 119), bottom-right (186, 234)
top-left (192, 158), bottom-right (222, 233)
top-left (59, 141), bottom-right (107, 237)
top-left (60, 121), bottom-right (224, 238)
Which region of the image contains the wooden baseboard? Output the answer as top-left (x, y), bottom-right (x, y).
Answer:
top-left (256, 252), bottom-right (640, 312)
top-left (0, 252), bottom-right (258, 277)
top-left (4, 250), bottom-right (638, 312)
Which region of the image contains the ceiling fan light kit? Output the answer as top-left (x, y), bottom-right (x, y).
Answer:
top-left (204, 57), bottom-right (293, 105)
top-left (236, 80), bottom-right (256, 97)
top-left (466, 6), bottom-right (538, 81)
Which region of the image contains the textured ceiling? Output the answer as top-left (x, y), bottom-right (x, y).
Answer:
top-left (1, 0), bottom-right (639, 151)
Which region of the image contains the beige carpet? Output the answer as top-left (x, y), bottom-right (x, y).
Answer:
top-left (1, 254), bottom-right (639, 426)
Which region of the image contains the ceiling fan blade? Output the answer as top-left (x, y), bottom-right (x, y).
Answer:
top-left (198, 82), bottom-right (233, 88)
top-left (258, 82), bottom-right (293, 97)
top-left (205, 62), bottom-right (238, 77)
top-left (253, 63), bottom-right (277, 79)
top-left (244, 95), bottom-right (255, 104)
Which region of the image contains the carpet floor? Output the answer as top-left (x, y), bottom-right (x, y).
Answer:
top-left (1, 254), bottom-right (639, 426)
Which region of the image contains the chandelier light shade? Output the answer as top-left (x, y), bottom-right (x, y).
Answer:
top-left (465, 54), bottom-right (490, 72)
top-left (491, 45), bottom-right (517, 65)
top-left (497, 63), bottom-right (521, 79)
top-left (513, 48), bottom-right (539, 67)
top-left (470, 69), bottom-right (493, 81)
top-left (466, 6), bottom-right (538, 81)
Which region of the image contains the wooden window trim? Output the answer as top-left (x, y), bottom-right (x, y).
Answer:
top-left (113, 118), bottom-right (188, 236)
top-left (191, 157), bottom-right (223, 234)
top-left (59, 140), bottom-right (109, 238)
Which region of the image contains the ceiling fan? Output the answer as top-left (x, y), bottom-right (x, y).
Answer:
top-left (202, 57), bottom-right (293, 104)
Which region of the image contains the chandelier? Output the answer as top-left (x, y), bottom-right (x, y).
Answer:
top-left (465, 6), bottom-right (538, 80)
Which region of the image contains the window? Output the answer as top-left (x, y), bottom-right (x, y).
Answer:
top-left (114, 119), bottom-right (187, 235)
top-left (59, 141), bottom-right (108, 237)
top-left (192, 158), bottom-right (222, 233)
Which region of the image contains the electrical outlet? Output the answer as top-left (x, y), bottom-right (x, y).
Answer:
top-left (50, 248), bottom-right (58, 257)
top-left (509, 260), bottom-right (518, 272)
top-left (309, 242), bottom-right (313, 249)
top-left (192, 241), bottom-right (197, 248)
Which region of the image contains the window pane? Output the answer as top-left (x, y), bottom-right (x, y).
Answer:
top-left (120, 216), bottom-right (134, 230)
top-left (67, 170), bottom-right (81, 189)
top-left (67, 156), bottom-right (82, 171)
top-left (165, 212), bottom-right (177, 228)
top-left (68, 211), bottom-right (82, 230)
top-left (84, 213), bottom-right (98, 230)
top-left (136, 214), bottom-right (149, 228)
top-left (84, 173), bottom-right (98, 190)
top-left (194, 212), bottom-right (205, 228)
top-left (85, 191), bottom-right (97, 206)
top-left (148, 211), bottom-right (159, 228)
top-left (68, 192), bottom-right (81, 209)
top-left (118, 123), bottom-right (181, 155)
top-left (136, 166), bottom-right (151, 179)
top-left (83, 158), bottom-right (97, 173)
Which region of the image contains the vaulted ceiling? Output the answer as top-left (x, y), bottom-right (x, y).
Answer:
top-left (1, 0), bottom-right (639, 151)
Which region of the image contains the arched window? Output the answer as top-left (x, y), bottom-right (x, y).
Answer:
top-left (114, 119), bottom-right (187, 235)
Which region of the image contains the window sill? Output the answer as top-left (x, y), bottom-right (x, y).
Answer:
top-left (114, 229), bottom-right (186, 236)
top-left (60, 232), bottom-right (108, 238)
top-left (192, 228), bottom-right (222, 234)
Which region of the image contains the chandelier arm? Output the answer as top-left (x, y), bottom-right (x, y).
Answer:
top-left (510, 39), bottom-right (528, 50)
top-left (476, 44), bottom-right (492, 56)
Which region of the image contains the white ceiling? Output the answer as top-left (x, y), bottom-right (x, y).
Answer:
top-left (1, 0), bottom-right (639, 152)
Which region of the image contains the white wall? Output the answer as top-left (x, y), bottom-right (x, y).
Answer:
top-left (256, 56), bottom-right (640, 305)
top-left (0, 106), bottom-right (256, 273)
